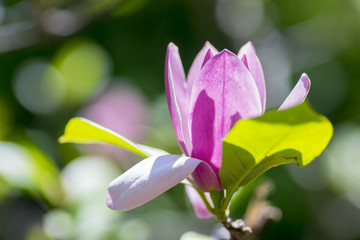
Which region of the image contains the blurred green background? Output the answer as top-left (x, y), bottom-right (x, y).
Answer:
top-left (0, 0), bottom-right (360, 239)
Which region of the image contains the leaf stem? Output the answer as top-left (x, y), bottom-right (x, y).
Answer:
top-left (186, 178), bottom-right (215, 214)
top-left (194, 188), bottom-right (215, 214)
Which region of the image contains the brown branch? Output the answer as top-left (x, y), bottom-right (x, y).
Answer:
top-left (221, 217), bottom-right (252, 240)
top-left (243, 179), bottom-right (282, 236)
top-left (220, 179), bottom-right (282, 240)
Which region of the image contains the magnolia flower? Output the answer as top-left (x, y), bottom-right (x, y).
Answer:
top-left (106, 42), bottom-right (310, 218)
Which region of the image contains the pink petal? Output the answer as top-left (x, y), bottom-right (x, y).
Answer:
top-left (187, 42), bottom-right (218, 96)
top-left (238, 42), bottom-right (266, 113)
top-left (189, 50), bottom-right (262, 178)
top-left (278, 73), bottom-right (311, 111)
top-left (107, 155), bottom-right (220, 210)
top-left (240, 54), bottom-right (248, 68)
top-left (191, 158), bottom-right (223, 191)
top-left (201, 49), bottom-right (214, 69)
top-left (165, 43), bottom-right (191, 155)
top-left (185, 185), bottom-right (214, 219)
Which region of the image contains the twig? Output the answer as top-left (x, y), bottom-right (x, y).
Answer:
top-left (243, 179), bottom-right (282, 236)
top-left (221, 217), bottom-right (252, 240)
top-left (220, 179), bottom-right (282, 240)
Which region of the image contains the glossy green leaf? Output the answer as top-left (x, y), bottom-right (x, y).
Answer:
top-left (59, 118), bottom-right (162, 158)
top-left (219, 102), bottom-right (333, 190)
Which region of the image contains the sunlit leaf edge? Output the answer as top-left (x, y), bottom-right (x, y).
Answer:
top-left (59, 117), bottom-right (166, 158)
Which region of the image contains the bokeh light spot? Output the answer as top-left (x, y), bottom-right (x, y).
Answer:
top-left (13, 59), bottom-right (66, 115)
top-left (52, 39), bottom-right (111, 105)
top-left (0, 142), bottom-right (34, 188)
top-left (323, 124), bottom-right (360, 209)
top-left (44, 210), bottom-right (73, 239)
top-left (61, 155), bottom-right (120, 204)
top-left (216, 0), bottom-right (264, 40)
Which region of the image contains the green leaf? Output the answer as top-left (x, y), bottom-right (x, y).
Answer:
top-left (219, 102), bottom-right (333, 190)
top-left (210, 190), bottom-right (224, 209)
top-left (59, 118), bottom-right (163, 158)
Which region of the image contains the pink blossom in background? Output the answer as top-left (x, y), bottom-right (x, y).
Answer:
top-left (80, 83), bottom-right (149, 165)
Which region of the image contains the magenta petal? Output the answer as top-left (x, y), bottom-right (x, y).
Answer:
top-left (241, 54), bottom-right (249, 69)
top-left (278, 73), bottom-right (311, 111)
top-left (201, 49), bottom-right (214, 69)
top-left (189, 50), bottom-right (262, 176)
top-left (107, 155), bottom-right (220, 210)
top-left (191, 158), bottom-right (223, 191)
top-left (165, 43), bottom-right (191, 155)
top-left (185, 185), bottom-right (213, 219)
top-left (238, 42), bottom-right (266, 113)
top-left (187, 42), bottom-right (218, 95)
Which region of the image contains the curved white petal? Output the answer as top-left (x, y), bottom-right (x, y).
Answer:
top-left (107, 155), bottom-right (218, 211)
top-left (279, 73), bottom-right (311, 111)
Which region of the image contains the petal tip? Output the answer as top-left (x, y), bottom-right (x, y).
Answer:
top-left (106, 190), bottom-right (115, 209)
top-left (245, 41), bottom-right (254, 49)
top-left (218, 49), bottom-right (236, 57)
top-left (238, 41), bottom-right (256, 56)
top-left (204, 41), bottom-right (215, 49)
top-left (201, 49), bottom-right (214, 69)
top-left (168, 42), bottom-right (177, 48)
top-left (167, 43), bottom-right (179, 54)
top-left (278, 73), bottom-right (311, 111)
top-left (208, 49), bottom-right (242, 68)
top-left (300, 73), bottom-right (311, 90)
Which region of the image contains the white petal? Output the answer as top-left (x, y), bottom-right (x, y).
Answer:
top-left (279, 73), bottom-right (311, 111)
top-left (107, 155), bottom-right (206, 210)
